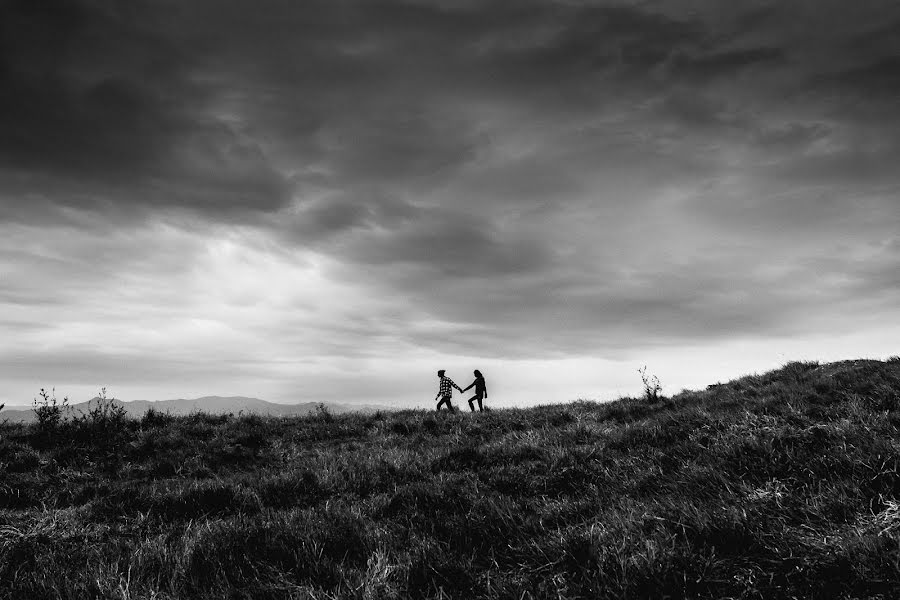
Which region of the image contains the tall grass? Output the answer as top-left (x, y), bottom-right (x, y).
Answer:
top-left (1, 358), bottom-right (899, 598)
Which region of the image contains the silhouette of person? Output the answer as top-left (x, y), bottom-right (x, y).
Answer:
top-left (435, 369), bottom-right (462, 412)
top-left (462, 369), bottom-right (488, 412)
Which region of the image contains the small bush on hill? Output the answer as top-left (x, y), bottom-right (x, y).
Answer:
top-left (82, 388), bottom-right (127, 429)
top-left (140, 406), bottom-right (175, 428)
top-left (31, 387), bottom-right (68, 434)
top-left (314, 402), bottom-right (333, 422)
top-left (638, 365), bottom-right (663, 402)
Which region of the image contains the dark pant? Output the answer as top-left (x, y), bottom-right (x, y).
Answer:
top-left (467, 394), bottom-right (484, 412)
top-left (436, 396), bottom-right (455, 411)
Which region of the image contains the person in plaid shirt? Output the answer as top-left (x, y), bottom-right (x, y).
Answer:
top-left (435, 369), bottom-right (463, 411)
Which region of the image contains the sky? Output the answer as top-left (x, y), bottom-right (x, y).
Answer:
top-left (1, 0), bottom-right (899, 408)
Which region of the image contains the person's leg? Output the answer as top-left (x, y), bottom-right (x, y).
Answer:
top-left (477, 396), bottom-right (484, 412)
top-left (467, 395), bottom-right (477, 412)
top-left (436, 397), bottom-right (446, 411)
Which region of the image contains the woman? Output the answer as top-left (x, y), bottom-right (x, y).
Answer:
top-left (462, 369), bottom-right (488, 412)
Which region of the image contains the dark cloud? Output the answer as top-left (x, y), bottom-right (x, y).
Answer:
top-left (750, 122), bottom-right (831, 152)
top-left (476, 4), bottom-right (702, 82)
top-left (4, 0), bottom-right (896, 226)
top-left (274, 193), bottom-right (555, 278)
top-left (3, 0), bottom-right (900, 404)
top-left (826, 57), bottom-right (900, 96)
top-left (380, 257), bottom-right (790, 354)
top-left (668, 46), bottom-right (786, 81)
top-left (0, 0), bottom-right (290, 217)
top-left (730, 4), bottom-right (782, 34)
top-left (344, 210), bottom-right (555, 277)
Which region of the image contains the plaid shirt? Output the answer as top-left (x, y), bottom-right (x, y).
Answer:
top-left (437, 376), bottom-right (462, 397)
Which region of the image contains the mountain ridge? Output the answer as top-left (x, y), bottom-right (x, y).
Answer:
top-left (0, 395), bottom-right (389, 423)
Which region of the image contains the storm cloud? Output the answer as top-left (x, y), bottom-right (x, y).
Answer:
top-left (1, 0), bottom-right (899, 406)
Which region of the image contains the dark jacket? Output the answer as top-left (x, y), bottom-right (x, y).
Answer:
top-left (463, 376), bottom-right (487, 398)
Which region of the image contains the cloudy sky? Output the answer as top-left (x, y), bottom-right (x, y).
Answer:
top-left (1, 0), bottom-right (899, 408)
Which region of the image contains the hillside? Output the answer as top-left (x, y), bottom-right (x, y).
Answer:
top-left (0, 395), bottom-right (385, 423)
top-left (1, 358), bottom-right (899, 599)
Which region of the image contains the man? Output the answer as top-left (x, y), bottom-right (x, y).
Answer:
top-left (435, 369), bottom-right (463, 412)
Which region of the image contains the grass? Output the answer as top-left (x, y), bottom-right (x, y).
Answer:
top-left (1, 358), bottom-right (900, 599)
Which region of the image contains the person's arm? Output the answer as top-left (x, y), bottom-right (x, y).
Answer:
top-left (462, 380), bottom-right (474, 393)
top-left (452, 379), bottom-right (463, 392)
top-left (483, 380), bottom-right (488, 398)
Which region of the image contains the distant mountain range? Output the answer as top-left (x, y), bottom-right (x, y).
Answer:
top-left (0, 396), bottom-right (390, 424)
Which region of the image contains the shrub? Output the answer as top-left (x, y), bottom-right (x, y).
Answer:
top-left (141, 406), bottom-right (175, 428)
top-left (32, 387), bottom-right (68, 432)
top-left (638, 366), bottom-right (663, 402)
top-left (82, 387), bottom-right (128, 430)
top-left (314, 402), bottom-right (333, 422)
top-left (67, 388), bottom-right (130, 460)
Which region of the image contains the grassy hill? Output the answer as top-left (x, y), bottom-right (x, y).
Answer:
top-left (1, 358), bottom-right (899, 599)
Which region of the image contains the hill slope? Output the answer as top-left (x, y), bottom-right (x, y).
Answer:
top-left (1, 358), bottom-right (899, 599)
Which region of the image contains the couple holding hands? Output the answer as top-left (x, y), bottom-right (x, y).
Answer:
top-left (435, 369), bottom-right (488, 412)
